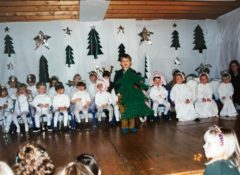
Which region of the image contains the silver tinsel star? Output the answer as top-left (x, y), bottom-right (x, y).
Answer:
top-left (139, 27), bottom-right (153, 45)
top-left (63, 27), bottom-right (72, 36)
top-left (7, 63), bottom-right (13, 70)
top-left (117, 25), bottom-right (124, 34)
top-left (34, 31), bottom-right (51, 50)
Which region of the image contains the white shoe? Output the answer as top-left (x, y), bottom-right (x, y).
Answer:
top-left (25, 126), bottom-right (29, 132)
top-left (85, 118), bottom-right (88, 123)
top-left (16, 127), bottom-right (20, 133)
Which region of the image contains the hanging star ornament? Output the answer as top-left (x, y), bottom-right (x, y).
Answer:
top-left (7, 63), bottom-right (13, 70)
top-left (117, 25), bottom-right (124, 34)
top-left (173, 23), bottom-right (177, 28)
top-left (139, 27), bottom-right (153, 45)
top-left (63, 27), bottom-right (72, 36)
top-left (33, 31), bottom-right (51, 50)
top-left (4, 26), bottom-right (10, 32)
top-left (174, 57), bottom-right (181, 65)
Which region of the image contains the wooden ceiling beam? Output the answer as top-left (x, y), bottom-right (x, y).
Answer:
top-left (0, 11), bottom-right (79, 17)
top-left (0, 1), bottom-right (79, 7)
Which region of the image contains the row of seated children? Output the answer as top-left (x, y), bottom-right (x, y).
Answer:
top-left (0, 71), bottom-right (120, 133)
top-left (149, 70), bottom-right (238, 122)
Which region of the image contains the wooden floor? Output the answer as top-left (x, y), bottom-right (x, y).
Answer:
top-left (0, 117), bottom-right (239, 175)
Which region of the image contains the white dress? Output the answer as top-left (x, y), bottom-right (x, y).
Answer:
top-left (170, 84), bottom-right (198, 121)
top-left (218, 82), bottom-right (238, 117)
top-left (195, 83), bottom-right (218, 118)
top-left (71, 90), bottom-right (91, 112)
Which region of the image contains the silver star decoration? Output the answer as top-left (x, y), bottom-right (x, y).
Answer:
top-left (34, 31), bottom-right (51, 50)
top-left (139, 27), bottom-right (153, 45)
top-left (63, 27), bottom-right (72, 36)
top-left (117, 25), bottom-right (124, 34)
top-left (174, 57), bottom-right (181, 65)
top-left (7, 63), bottom-right (13, 70)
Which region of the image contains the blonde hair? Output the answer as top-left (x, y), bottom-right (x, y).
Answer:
top-left (58, 162), bottom-right (94, 175)
top-left (13, 143), bottom-right (55, 175)
top-left (0, 161), bottom-right (14, 175)
top-left (204, 126), bottom-right (240, 171)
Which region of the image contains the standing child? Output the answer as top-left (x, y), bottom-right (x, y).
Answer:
top-left (95, 79), bottom-right (113, 122)
top-left (31, 82), bottom-right (52, 132)
top-left (195, 73), bottom-right (218, 118)
top-left (170, 72), bottom-right (198, 121)
top-left (48, 76), bottom-right (59, 98)
top-left (11, 83), bottom-right (31, 133)
top-left (0, 85), bottom-right (13, 133)
top-left (218, 73), bottom-right (238, 118)
top-left (71, 81), bottom-right (91, 124)
top-left (149, 72), bottom-right (170, 119)
top-left (203, 125), bottom-right (240, 175)
top-left (52, 82), bottom-right (70, 130)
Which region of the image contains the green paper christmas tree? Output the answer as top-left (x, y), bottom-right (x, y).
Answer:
top-left (118, 70), bottom-right (153, 119)
top-left (87, 27), bottom-right (103, 59)
top-left (39, 55), bottom-right (50, 83)
top-left (118, 43), bottom-right (126, 61)
top-left (66, 45), bottom-right (75, 67)
top-left (171, 30), bottom-right (180, 50)
top-left (193, 25), bottom-right (207, 53)
top-left (4, 34), bottom-right (15, 57)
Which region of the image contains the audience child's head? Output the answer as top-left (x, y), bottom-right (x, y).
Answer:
top-left (26, 74), bottom-right (36, 86)
top-left (96, 80), bottom-right (106, 92)
top-left (76, 81), bottom-right (86, 91)
top-left (119, 54), bottom-right (132, 70)
top-left (8, 76), bottom-right (18, 88)
top-left (49, 76), bottom-right (59, 88)
top-left (0, 161), bottom-right (14, 175)
top-left (17, 83), bottom-right (27, 95)
top-left (73, 74), bottom-right (81, 86)
top-left (36, 82), bottom-right (47, 95)
top-left (221, 73), bottom-right (231, 84)
top-left (153, 76), bottom-right (161, 87)
top-left (89, 71), bottom-right (98, 84)
top-left (175, 72), bottom-right (185, 84)
top-left (229, 60), bottom-right (240, 76)
top-left (172, 69), bottom-right (180, 82)
top-left (102, 71), bottom-right (111, 80)
top-left (203, 125), bottom-right (240, 168)
top-left (199, 73), bottom-right (209, 85)
top-left (55, 82), bottom-right (65, 94)
top-left (13, 143), bottom-right (55, 175)
top-left (0, 85), bottom-right (8, 98)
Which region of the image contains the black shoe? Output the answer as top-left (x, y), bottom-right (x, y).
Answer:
top-left (194, 118), bottom-right (200, 122)
top-left (53, 127), bottom-right (58, 132)
top-left (33, 127), bottom-right (40, 133)
top-left (63, 127), bottom-right (68, 131)
top-left (48, 126), bottom-right (53, 131)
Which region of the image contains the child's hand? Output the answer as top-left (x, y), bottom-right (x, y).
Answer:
top-left (185, 99), bottom-right (190, 104)
top-left (44, 104), bottom-right (49, 108)
top-left (222, 96), bottom-right (226, 100)
top-left (202, 98), bottom-right (207, 102)
top-left (207, 98), bottom-right (211, 102)
top-left (38, 104), bottom-right (44, 108)
top-left (3, 104), bottom-right (8, 109)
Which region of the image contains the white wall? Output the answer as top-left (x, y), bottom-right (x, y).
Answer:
top-left (0, 18), bottom-right (220, 86)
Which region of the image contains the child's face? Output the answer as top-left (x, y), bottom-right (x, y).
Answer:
top-left (77, 85), bottom-right (85, 91)
top-left (97, 84), bottom-right (103, 91)
top-left (230, 63), bottom-right (239, 74)
top-left (200, 75), bottom-right (208, 84)
top-left (51, 80), bottom-right (57, 86)
top-left (103, 76), bottom-right (109, 81)
top-left (9, 81), bottom-right (17, 88)
top-left (18, 87), bottom-right (26, 95)
top-left (153, 77), bottom-right (161, 86)
top-left (1, 90), bottom-right (8, 97)
top-left (38, 85), bottom-right (46, 95)
top-left (74, 75), bottom-right (81, 84)
top-left (222, 76), bottom-right (230, 84)
top-left (203, 137), bottom-right (222, 159)
top-left (175, 75), bottom-right (183, 84)
top-left (120, 58), bottom-right (131, 70)
top-left (57, 88), bottom-right (64, 94)
top-left (90, 75), bottom-right (97, 83)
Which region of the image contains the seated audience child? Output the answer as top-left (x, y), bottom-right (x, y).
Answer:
top-left (218, 72), bottom-right (238, 118)
top-left (58, 154), bottom-right (101, 175)
top-left (170, 72), bottom-right (198, 121)
top-left (11, 83), bottom-right (32, 133)
top-left (149, 72), bottom-right (170, 118)
top-left (26, 74), bottom-right (38, 98)
top-left (48, 76), bottom-right (59, 98)
top-left (13, 143), bottom-right (55, 175)
top-left (31, 82), bottom-right (52, 132)
top-left (95, 79), bottom-right (113, 122)
top-left (71, 81), bottom-right (91, 124)
top-left (195, 73), bottom-right (218, 118)
top-left (203, 125), bottom-right (240, 175)
top-left (52, 82), bottom-right (70, 130)
top-left (229, 60), bottom-right (240, 110)
top-left (0, 85), bottom-right (13, 133)
top-left (0, 161), bottom-right (14, 175)
top-left (7, 76), bottom-right (18, 97)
